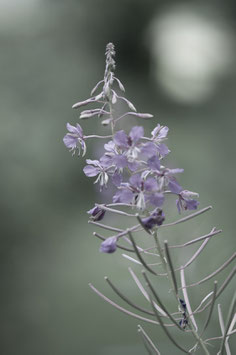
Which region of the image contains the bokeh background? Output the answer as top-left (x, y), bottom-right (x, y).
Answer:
top-left (1, 0), bottom-right (235, 354)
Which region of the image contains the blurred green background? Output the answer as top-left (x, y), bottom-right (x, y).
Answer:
top-left (1, 0), bottom-right (235, 354)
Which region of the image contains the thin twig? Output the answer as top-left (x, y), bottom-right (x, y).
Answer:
top-left (142, 271), bottom-right (183, 330)
top-left (169, 228), bottom-right (222, 248)
top-left (164, 241), bottom-right (178, 298)
top-left (180, 267), bottom-right (198, 332)
top-left (128, 267), bottom-right (167, 316)
top-left (218, 292), bottom-right (236, 354)
top-left (201, 281), bottom-right (218, 335)
top-left (148, 293), bottom-right (189, 353)
top-left (128, 232), bottom-right (158, 275)
top-left (137, 325), bottom-right (161, 355)
top-left (89, 283), bottom-right (175, 326)
top-left (180, 253), bottom-right (235, 289)
top-left (105, 277), bottom-right (155, 316)
top-left (161, 206), bottom-right (212, 228)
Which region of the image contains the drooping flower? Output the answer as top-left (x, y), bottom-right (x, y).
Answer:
top-left (63, 123), bottom-right (86, 156)
top-left (100, 236), bottom-right (117, 253)
top-left (168, 180), bottom-right (199, 213)
top-left (87, 206), bottom-right (106, 221)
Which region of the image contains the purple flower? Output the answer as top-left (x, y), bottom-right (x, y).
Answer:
top-left (168, 180), bottom-right (199, 213)
top-left (114, 126), bottom-right (144, 160)
top-left (63, 123), bottom-right (86, 156)
top-left (141, 209), bottom-right (165, 230)
top-left (83, 159), bottom-right (113, 189)
top-left (103, 140), bottom-right (128, 169)
top-left (151, 124), bottom-right (170, 157)
top-left (113, 174), bottom-right (164, 210)
top-left (87, 206), bottom-right (106, 221)
top-left (100, 237), bottom-right (117, 253)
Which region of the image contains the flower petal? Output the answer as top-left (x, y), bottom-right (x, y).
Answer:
top-left (63, 134), bottom-right (77, 149)
top-left (83, 165), bottom-right (100, 177)
top-left (129, 126), bottom-right (144, 143)
top-left (113, 130), bottom-right (128, 147)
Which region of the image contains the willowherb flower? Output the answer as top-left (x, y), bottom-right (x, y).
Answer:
top-left (63, 43), bottom-right (235, 355)
top-left (168, 179), bottom-right (199, 213)
top-left (63, 123), bottom-right (86, 156)
top-left (113, 173), bottom-right (164, 210)
top-left (83, 159), bottom-right (114, 189)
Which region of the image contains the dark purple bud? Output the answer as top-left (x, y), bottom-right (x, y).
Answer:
top-left (100, 237), bottom-right (117, 253)
top-left (141, 209), bottom-right (165, 230)
top-left (87, 206), bottom-right (106, 221)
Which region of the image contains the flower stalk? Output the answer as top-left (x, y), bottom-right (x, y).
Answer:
top-left (63, 43), bottom-right (235, 354)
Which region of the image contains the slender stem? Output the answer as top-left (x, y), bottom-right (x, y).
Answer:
top-left (161, 206), bottom-right (212, 228)
top-left (137, 325), bottom-right (161, 355)
top-left (148, 293), bottom-right (189, 353)
top-left (201, 281), bottom-right (218, 335)
top-left (181, 253), bottom-right (235, 289)
top-left (169, 228), bottom-right (222, 248)
top-left (164, 241), bottom-right (179, 299)
top-left (89, 283), bottom-right (174, 326)
top-left (84, 134), bottom-right (113, 139)
top-left (105, 277), bottom-right (155, 316)
top-left (128, 231), bottom-right (158, 275)
top-left (218, 291), bottom-right (236, 354)
top-left (152, 231), bottom-right (167, 273)
top-left (142, 271), bottom-right (184, 330)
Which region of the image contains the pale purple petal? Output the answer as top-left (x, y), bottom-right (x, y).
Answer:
top-left (141, 142), bottom-right (158, 157)
top-left (83, 165), bottom-right (100, 177)
top-left (167, 168), bottom-right (184, 175)
top-left (168, 180), bottom-right (182, 194)
top-left (144, 177), bottom-right (158, 191)
top-left (149, 193), bottom-right (164, 207)
top-left (185, 199), bottom-right (199, 210)
top-left (100, 237), bottom-right (117, 253)
top-left (86, 159), bottom-right (100, 166)
top-left (66, 122), bottom-right (79, 134)
top-left (147, 155), bottom-right (160, 171)
top-left (112, 172), bottom-right (122, 187)
top-left (113, 130), bottom-right (128, 147)
top-left (112, 154), bottom-right (128, 168)
top-left (158, 143), bottom-right (170, 156)
top-left (113, 189), bottom-right (133, 203)
top-left (151, 124), bottom-right (160, 138)
top-left (99, 155), bottom-right (112, 168)
top-left (127, 161), bottom-right (140, 172)
top-left (104, 140), bottom-right (115, 152)
top-left (129, 174), bottom-right (142, 188)
top-left (75, 123), bottom-right (83, 136)
top-left (129, 126), bottom-right (144, 143)
top-left (158, 126), bottom-right (169, 139)
top-left (63, 134), bottom-right (77, 149)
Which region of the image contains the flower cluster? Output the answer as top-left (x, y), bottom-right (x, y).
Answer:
top-left (63, 43), bottom-right (199, 253)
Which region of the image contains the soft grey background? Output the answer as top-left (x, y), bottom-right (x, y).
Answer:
top-left (1, 0), bottom-right (235, 354)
